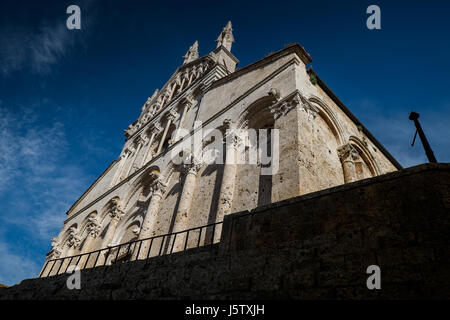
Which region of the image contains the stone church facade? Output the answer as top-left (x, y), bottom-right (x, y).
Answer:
top-left (43, 22), bottom-right (401, 271)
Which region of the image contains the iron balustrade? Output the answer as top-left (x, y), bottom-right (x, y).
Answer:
top-left (39, 221), bottom-right (222, 278)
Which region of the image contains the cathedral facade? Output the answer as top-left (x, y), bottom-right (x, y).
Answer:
top-left (43, 22), bottom-right (401, 272)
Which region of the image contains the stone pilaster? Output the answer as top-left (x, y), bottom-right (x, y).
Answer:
top-left (157, 110), bottom-right (178, 154)
top-left (216, 119), bottom-right (238, 223)
top-left (102, 203), bottom-right (125, 248)
top-left (77, 214), bottom-right (101, 268)
top-left (338, 143), bottom-right (360, 183)
top-left (174, 95), bottom-right (195, 141)
top-left (270, 92), bottom-right (304, 201)
top-left (137, 175), bottom-right (168, 259)
top-left (96, 201), bottom-right (125, 265)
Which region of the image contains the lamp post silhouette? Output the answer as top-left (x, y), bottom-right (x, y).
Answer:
top-left (409, 112), bottom-right (437, 163)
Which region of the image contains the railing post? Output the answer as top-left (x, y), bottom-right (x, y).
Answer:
top-left (114, 245), bottom-right (121, 263)
top-left (135, 240), bottom-right (143, 261)
top-left (146, 238), bottom-right (154, 259)
top-left (39, 261), bottom-right (49, 278)
top-left (39, 221), bottom-right (224, 275)
top-left (104, 248), bottom-right (111, 266)
top-left (170, 233), bottom-right (177, 253)
top-left (184, 230), bottom-right (189, 251)
top-left (64, 257), bottom-right (74, 273)
top-left (83, 253), bottom-right (92, 269)
top-left (55, 258), bottom-right (65, 275)
top-left (197, 227), bottom-right (203, 248)
top-left (125, 243), bottom-right (132, 261)
top-left (211, 223), bottom-right (216, 245)
top-left (47, 260), bottom-right (57, 277)
top-left (93, 250), bottom-right (101, 268)
top-left (158, 235), bottom-right (165, 256)
top-left (75, 255), bottom-right (82, 268)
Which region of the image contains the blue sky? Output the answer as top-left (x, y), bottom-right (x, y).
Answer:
top-left (0, 0), bottom-right (449, 286)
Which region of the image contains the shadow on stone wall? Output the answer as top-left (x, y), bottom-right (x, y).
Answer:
top-left (1, 163), bottom-right (449, 300)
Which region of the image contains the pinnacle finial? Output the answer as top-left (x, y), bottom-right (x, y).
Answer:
top-left (216, 21), bottom-right (235, 51)
top-left (183, 40), bottom-right (199, 64)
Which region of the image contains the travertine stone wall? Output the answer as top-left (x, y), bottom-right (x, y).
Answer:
top-left (2, 164), bottom-right (449, 300)
top-left (46, 43), bottom-right (400, 271)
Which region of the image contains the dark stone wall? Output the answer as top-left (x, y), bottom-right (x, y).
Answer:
top-left (1, 163), bottom-right (449, 300)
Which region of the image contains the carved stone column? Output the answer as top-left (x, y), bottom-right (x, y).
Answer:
top-left (176, 156), bottom-right (202, 229)
top-left (140, 130), bottom-right (156, 167)
top-left (56, 226), bottom-right (80, 274)
top-left (142, 123), bottom-right (163, 166)
top-left (102, 202), bottom-right (125, 248)
top-left (41, 238), bottom-right (62, 277)
top-left (160, 89), bottom-right (170, 107)
top-left (96, 201), bottom-right (125, 265)
top-left (137, 176), bottom-right (168, 259)
top-left (77, 214), bottom-right (101, 268)
top-left (66, 226), bottom-right (81, 256)
top-left (112, 148), bottom-right (131, 185)
top-left (119, 146), bottom-right (135, 181)
top-left (49, 237), bottom-right (62, 259)
top-left (125, 138), bottom-right (144, 177)
top-left (216, 119), bottom-right (238, 223)
top-left (171, 154), bottom-right (202, 251)
top-left (338, 143), bottom-right (360, 183)
top-left (174, 95), bottom-right (195, 141)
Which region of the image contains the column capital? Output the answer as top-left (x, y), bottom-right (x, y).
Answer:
top-left (167, 109), bottom-right (179, 122)
top-left (181, 151), bottom-right (203, 175)
top-left (109, 202), bottom-right (125, 222)
top-left (300, 98), bottom-right (319, 121)
top-left (86, 215), bottom-right (101, 238)
top-left (270, 91), bottom-right (303, 120)
top-left (223, 118), bottom-right (234, 130)
top-left (134, 135), bottom-right (145, 147)
top-left (150, 178), bottom-right (168, 198)
top-left (153, 122), bottom-right (164, 135)
top-left (66, 226), bottom-right (81, 248)
top-left (181, 94), bottom-right (196, 109)
top-left (267, 88), bottom-right (281, 101)
top-left (338, 143), bottom-right (360, 163)
top-left (49, 237), bottom-right (62, 259)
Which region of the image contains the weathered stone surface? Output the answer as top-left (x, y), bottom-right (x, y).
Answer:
top-left (1, 164), bottom-right (449, 300)
top-left (46, 21), bottom-right (401, 274)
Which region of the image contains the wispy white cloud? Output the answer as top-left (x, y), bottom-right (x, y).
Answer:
top-left (0, 240), bottom-right (41, 286)
top-left (0, 105), bottom-right (93, 285)
top-left (0, 20), bottom-right (76, 75)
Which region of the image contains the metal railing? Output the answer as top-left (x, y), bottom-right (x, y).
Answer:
top-left (39, 221), bottom-right (223, 278)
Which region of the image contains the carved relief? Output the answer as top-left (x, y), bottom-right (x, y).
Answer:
top-left (109, 201), bottom-right (125, 222)
top-left (66, 226), bottom-right (81, 248)
top-left (270, 92), bottom-right (302, 120)
top-left (86, 215), bottom-right (101, 238)
top-left (149, 175), bottom-right (168, 198)
top-left (338, 143), bottom-right (360, 163)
